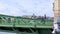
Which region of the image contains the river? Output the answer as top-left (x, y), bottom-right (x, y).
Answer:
top-left (0, 32), bottom-right (16, 34)
top-left (0, 30), bottom-right (17, 34)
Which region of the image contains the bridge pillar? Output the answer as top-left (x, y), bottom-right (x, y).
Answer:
top-left (52, 0), bottom-right (60, 34)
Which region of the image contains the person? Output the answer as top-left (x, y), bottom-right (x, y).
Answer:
top-left (41, 14), bottom-right (46, 24)
top-left (53, 16), bottom-right (60, 34)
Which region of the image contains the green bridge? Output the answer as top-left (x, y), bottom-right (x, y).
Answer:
top-left (0, 14), bottom-right (53, 28)
top-left (0, 14), bottom-right (54, 34)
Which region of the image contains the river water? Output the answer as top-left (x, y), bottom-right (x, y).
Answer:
top-left (0, 30), bottom-right (17, 34)
top-left (0, 30), bottom-right (34, 34)
top-left (0, 32), bottom-right (16, 34)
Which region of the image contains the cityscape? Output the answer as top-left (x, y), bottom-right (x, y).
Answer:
top-left (22, 14), bottom-right (54, 20)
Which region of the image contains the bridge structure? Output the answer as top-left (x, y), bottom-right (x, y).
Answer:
top-left (0, 14), bottom-right (53, 28)
top-left (0, 14), bottom-right (54, 34)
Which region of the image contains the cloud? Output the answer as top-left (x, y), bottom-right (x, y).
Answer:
top-left (0, 3), bottom-right (6, 10)
top-left (0, 0), bottom-right (54, 17)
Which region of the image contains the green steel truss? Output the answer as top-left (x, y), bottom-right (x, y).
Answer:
top-left (0, 14), bottom-right (54, 28)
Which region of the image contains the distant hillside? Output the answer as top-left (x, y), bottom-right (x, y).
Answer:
top-left (0, 14), bottom-right (54, 20)
top-left (22, 15), bottom-right (54, 20)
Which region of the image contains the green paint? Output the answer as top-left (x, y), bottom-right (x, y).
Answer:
top-left (0, 14), bottom-right (54, 28)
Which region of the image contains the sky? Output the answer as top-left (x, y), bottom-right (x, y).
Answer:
top-left (0, 0), bottom-right (54, 17)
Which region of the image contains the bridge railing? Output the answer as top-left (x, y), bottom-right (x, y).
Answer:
top-left (0, 16), bottom-right (53, 27)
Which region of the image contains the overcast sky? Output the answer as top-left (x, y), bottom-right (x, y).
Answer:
top-left (0, 0), bottom-right (54, 17)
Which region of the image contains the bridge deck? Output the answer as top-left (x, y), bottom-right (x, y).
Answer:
top-left (0, 24), bottom-right (52, 28)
